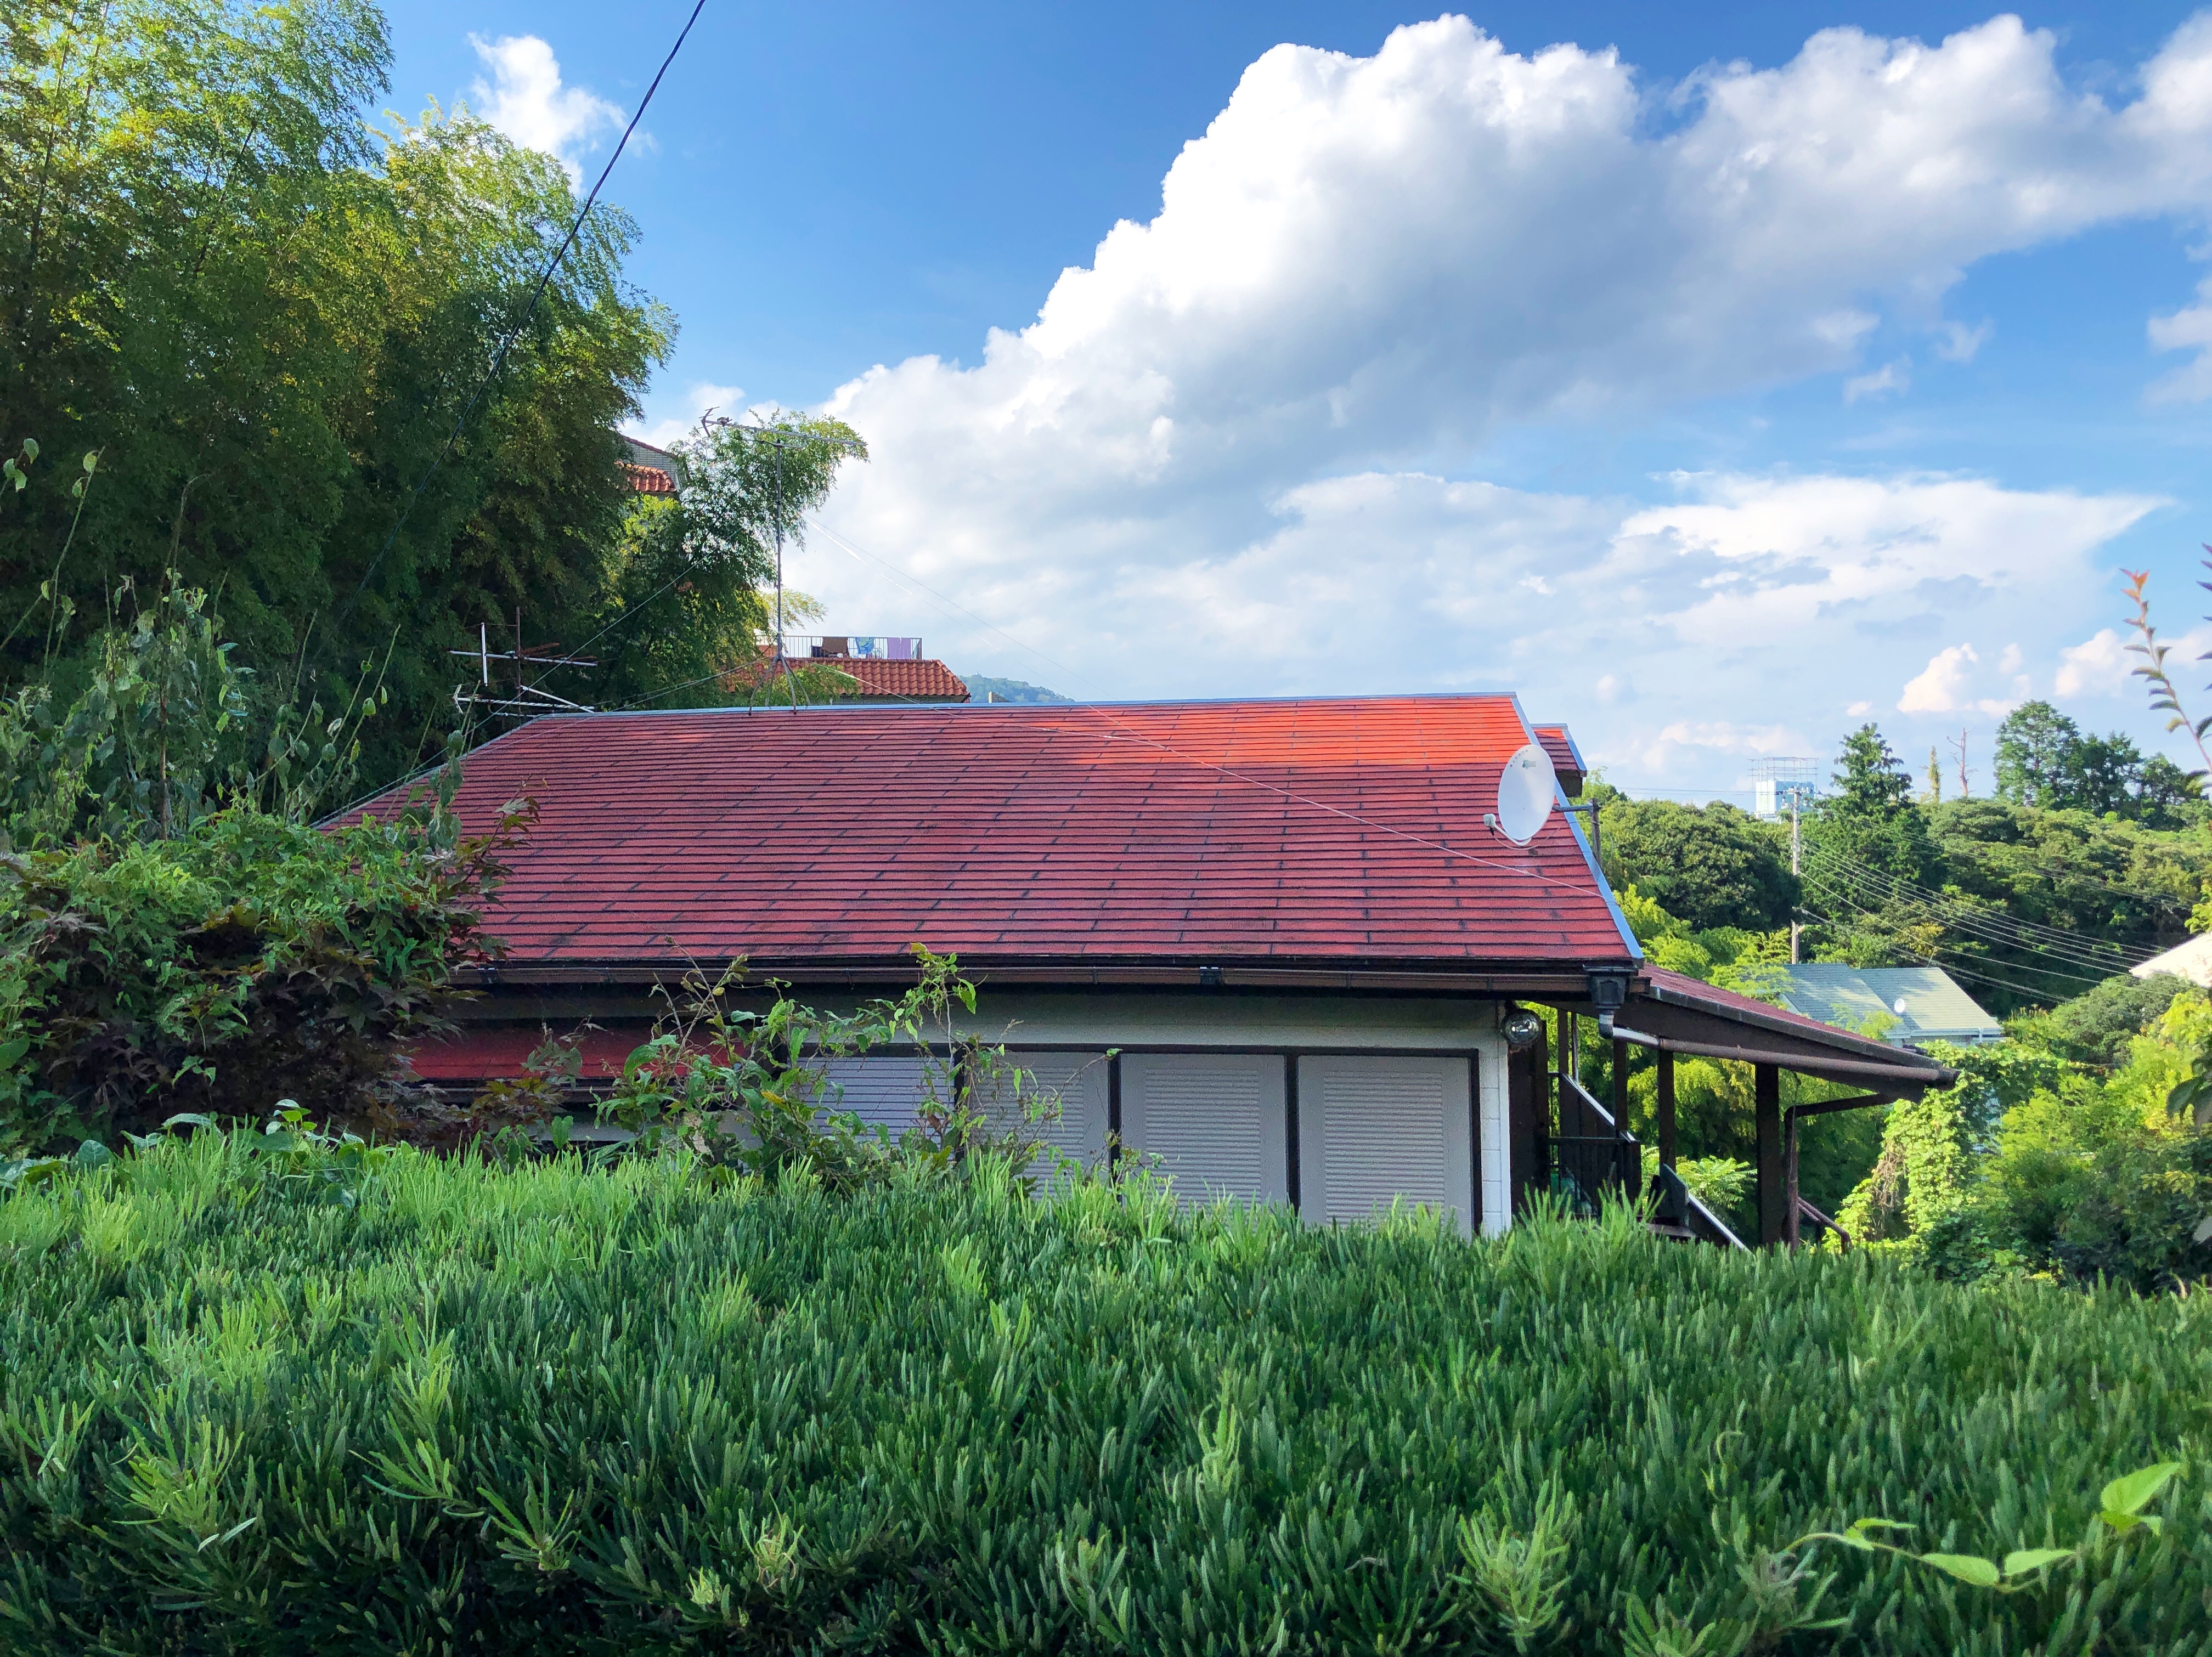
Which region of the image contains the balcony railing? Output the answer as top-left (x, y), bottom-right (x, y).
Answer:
top-left (776, 634), bottom-right (923, 660)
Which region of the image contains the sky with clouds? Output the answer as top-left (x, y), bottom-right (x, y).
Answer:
top-left (380, 1), bottom-right (2212, 798)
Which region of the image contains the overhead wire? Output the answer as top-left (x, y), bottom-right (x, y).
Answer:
top-left (1799, 846), bottom-right (2158, 967)
top-left (1793, 893), bottom-right (2119, 1000)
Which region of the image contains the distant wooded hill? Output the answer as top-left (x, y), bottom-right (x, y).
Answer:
top-left (963, 675), bottom-right (1070, 703)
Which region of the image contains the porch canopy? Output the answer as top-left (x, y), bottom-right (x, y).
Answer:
top-left (1599, 968), bottom-right (1958, 1247)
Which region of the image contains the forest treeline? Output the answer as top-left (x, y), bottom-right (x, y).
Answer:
top-left (1589, 706), bottom-right (2212, 1015)
top-left (3, 0), bottom-right (858, 799)
top-left (1575, 706), bottom-right (2212, 1291)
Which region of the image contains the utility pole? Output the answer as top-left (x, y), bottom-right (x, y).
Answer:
top-left (1790, 795), bottom-right (1802, 964)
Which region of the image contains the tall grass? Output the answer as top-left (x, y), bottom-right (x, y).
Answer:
top-left (2, 1130), bottom-right (2205, 1654)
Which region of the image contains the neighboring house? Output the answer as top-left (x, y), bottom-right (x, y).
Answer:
top-left (736, 636), bottom-right (969, 704)
top-left (1770, 964), bottom-right (2003, 1047)
top-left (618, 434), bottom-right (685, 495)
top-left (2132, 932), bottom-right (2212, 988)
top-left (361, 697), bottom-right (1949, 1243)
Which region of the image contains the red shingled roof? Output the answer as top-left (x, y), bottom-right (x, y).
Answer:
top-left (354, 697), bottom-right (1630, 974)
top-left (1533, 725), bottom-right (1585, 794)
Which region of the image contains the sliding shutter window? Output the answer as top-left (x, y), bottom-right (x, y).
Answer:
top-left (1297, 1056), bottom-right (1473, 1232)
top-left (1121, 1054), bottom-right (1289, 1207)
top-left (1000, 1051), bottom-right (1110, 1175)
top-left (810, 1056), bottom-right (931, 1135)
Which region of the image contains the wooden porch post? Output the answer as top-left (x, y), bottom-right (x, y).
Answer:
top-left (1612, 1037), bottom-right (1635, 1200)
top-left (1656, 1050), bottom-right (1676, 1170)
top-left (1784, 1106), bottom-right (1802, 1250)
top-left (1755, 1063), bottom-right (1784, 1247)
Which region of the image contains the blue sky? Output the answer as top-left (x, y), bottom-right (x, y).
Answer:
top-left (381, 2), bottom-right (2212, 795)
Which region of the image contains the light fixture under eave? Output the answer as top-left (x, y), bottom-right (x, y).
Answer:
top-left (1485, 743), bottom-right (1558, 846)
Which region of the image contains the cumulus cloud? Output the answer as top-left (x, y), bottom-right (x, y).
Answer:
top-left (469, 34), bottom-right (624, 181)
top-left (2056, 627), bottom-right (2132, 696)
top-left (777, 12), bottom-right (2212, 780)
top-left (2054, 624), bottom-right (2212, 697)
top-left (1898, 643), bottom-right (2021, 714)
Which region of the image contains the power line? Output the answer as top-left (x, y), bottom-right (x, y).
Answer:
top-left (341, 0), bottom-right (709, 616)
top-left (1794, 895), bottom-right (2117, 1000)
top-left (1802, 867), bottom-right (2151, 981)
top-left (1803, 857), bottom-right (2142, 967)
top-left (1799, 845), bottom-right (2158, 965)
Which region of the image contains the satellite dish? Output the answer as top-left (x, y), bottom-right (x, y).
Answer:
top-left (1486, 743), bottom-right (1558, 845)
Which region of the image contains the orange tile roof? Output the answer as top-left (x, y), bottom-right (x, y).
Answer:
top-left (620, 462), bottom-right (676, 495)
top-left (733, 654), bottom-right (969, 703)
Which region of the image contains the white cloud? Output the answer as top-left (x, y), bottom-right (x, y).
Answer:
top-left (1844, 359), bottom-right (1910, 403)
top-left (2054, 623), bottom-right (2212, 697)
top-left (469, 34), bottom-right (624, 182)
top-left (1644, 720), bottom-right (1813, 762)
top-left (1898, 643), bottom-right (2018, 714)
top-left (2056, 627), bottom-right (2132, 696)
top-left (2149, 275), bottom-right (2212, 402)
top-left (1934, 318), bottom-right (1995, 362)
top-left (770, 12), bottom-right (2212, 781)
top-left (1846, 700), bottom-right (1874, 716)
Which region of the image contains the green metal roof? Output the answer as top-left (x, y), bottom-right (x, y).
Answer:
top-left (1770, 964), bottom-right (2002, 1047)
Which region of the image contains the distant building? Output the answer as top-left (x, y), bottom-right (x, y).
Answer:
top-left (1770, 964), bottom-right (2002, 1047)
top-left (2130, 933), bottom-right (2212, 988)
top-left (617, 434), bottom-right (684, 495)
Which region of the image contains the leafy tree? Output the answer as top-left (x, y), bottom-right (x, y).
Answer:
top-left (583, 416), bottom-right (868, 711)
top-left (1993, 702), bottom-right (2082, 808)
top-left (1803, 725), bottom-right (1937, 910)
top-left (1988, 699), bottom-right (2198, 823)
top-left (1596, 795), bottom-right (1797, 930)
top-left (2024, 972), bottom-right (2191, 1071)
top-left (3, 0), bottom-right (673, 788)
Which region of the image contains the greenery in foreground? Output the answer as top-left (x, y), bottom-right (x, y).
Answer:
top-left (2, 1128), bottom-right (2206, 1656)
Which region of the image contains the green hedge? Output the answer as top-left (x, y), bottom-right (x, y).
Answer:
top-left (3, 1132), bottom-right (2208, 1654)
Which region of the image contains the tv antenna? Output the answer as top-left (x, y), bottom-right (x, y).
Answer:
top-left (1486, 743), bottom-right (1558, 845)
top-left (697, 409), bottom-right (867, 708)
top-left (449, 609), bottom-right (596, 724)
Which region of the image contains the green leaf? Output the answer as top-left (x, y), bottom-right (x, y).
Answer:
top-left (1917, 1554), bottom-right (2002, 1587)
top-left (2000, 1548), bottom-right (2074, 1577)
top-left (2099, 1463), bottom-right (2180, 1518)
top-left (81, 450), bottom-right (97, 473)
top-left (22, 437), bottom-right (38, 460)
top-left (72, 1139), bottom-right (115, 1169)
top-left (162, 1113), bottom-right (216, 1131)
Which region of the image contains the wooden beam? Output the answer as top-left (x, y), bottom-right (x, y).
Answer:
top-left (1756, 1064), bottom-right (1784, 1247)
top-left (1784, 1093), bottom-right (1893, 1120)
top-left (1612, 1036), bottom-right (1636, 1203)
top-left (1657, 1050), bottom-right (1676, 1169)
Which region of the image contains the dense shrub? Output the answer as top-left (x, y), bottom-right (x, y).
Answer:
top-left (0, 801), bottom-right (520, 1155)
top-left (2, 1130), bottom-right (2205, 1654)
